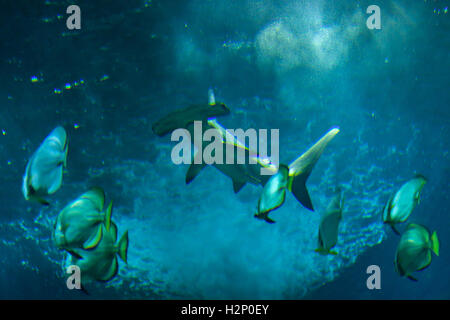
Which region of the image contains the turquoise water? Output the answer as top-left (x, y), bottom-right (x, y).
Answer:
top-left (0, 0), bottom-right (448, 299)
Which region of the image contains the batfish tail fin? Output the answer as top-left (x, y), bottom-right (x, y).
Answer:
top-left (118, 231), bottom-right (129, 264)
top-left (431, 231), bottom-right (439, 256)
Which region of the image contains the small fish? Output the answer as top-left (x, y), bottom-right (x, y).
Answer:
top-left (68, 221), bottom-right (128, 284)
top-left (151, 90), bottom-right (230, 137)
top-left (54, 187), bottom-right (113, 251)
top-left (383, 175), bottom-right (427, 235)
top-left (315, 189), bottom-right (344, 255)
top-left (254, 164), bottom-right (289, 223)
top-left (22, 126), bottom-right (68, 205)
top-left (395, 223), bottom-right (439, 281)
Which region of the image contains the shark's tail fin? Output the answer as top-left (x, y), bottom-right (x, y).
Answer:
top-left (287, 127), bottom-right (340, 212)
top-left (288, 174), bottom-right (314, 211)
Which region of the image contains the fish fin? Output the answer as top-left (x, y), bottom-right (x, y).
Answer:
top-left (407, 275), bottom-right (418, 282)
top-left (232, 180), bottom-right (246, 193)
top-left (63, 138), bottom-right (69, 168)
top-left (288, 128), bottom-right (340, 177)
top-left (110, 222), bottom-right (118, 242)
top-left (254, 213), bottom-right (275, 224)
top-left (417, 260), bottom-right (431, 272)
top-left (46, 164), bottom-right (64, 195)
top-left (83, 187), bottom-right (105, 211)
top-left (208, 88), bottom-right (216, 105)
top-left (431, 231), bottom-right (439, 256)
top-left (67, 250), bottom-right (83, 260)
top-left (83, 225), bottom-right (103, 250)
top-left (382, 195), bottom-right (394, 222)
top-left (394, 258), bottom-right (399, 274)
top-left (99, 257), bottom-right (119, 282)
top-left (390, 224), bottom-right (401, 236)
top-left (314, 248), bottom-right (327, 255)
top-left (80, 284), bottom-right (90, 295)
top-left (186, 162), bottom-right (206, 184)
top-left (314, 248), bottom-right (337, 255)
top-left (264, 216), bottom-right (276, 224)
top-left (414, 173), bottom-right (427, 182)
top-left (35, 196), bottom-right (50, 206)
top-left (105, 201), bottom-right (113, 232)
top-left (288, 127), bottom-right (339, 206)
top-left (118, 231), bottom-right (129, 264)
top-left (288, 174), bottom-right (314, 211)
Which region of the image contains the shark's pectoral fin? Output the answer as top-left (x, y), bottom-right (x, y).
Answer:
top-left (289, 174), bottom-right (314, 211)
top-left (186, 162), bottom-right (207, 184)
top-left (232, 180), bottom-right (246, 193)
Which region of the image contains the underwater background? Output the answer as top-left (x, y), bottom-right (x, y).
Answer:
top-left (0, 0), bottom-right (448, 299)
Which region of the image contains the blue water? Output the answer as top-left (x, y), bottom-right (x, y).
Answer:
top-left (0, 0), bottom-right (448, 299)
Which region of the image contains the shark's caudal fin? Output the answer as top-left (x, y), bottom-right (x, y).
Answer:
top-left (288, 127), bottom-right (340, 212)
top-left (288, 174), bottom-right (314, 211)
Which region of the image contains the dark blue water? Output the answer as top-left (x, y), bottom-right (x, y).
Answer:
top-left (0, 0), bottom-right (448, 299)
